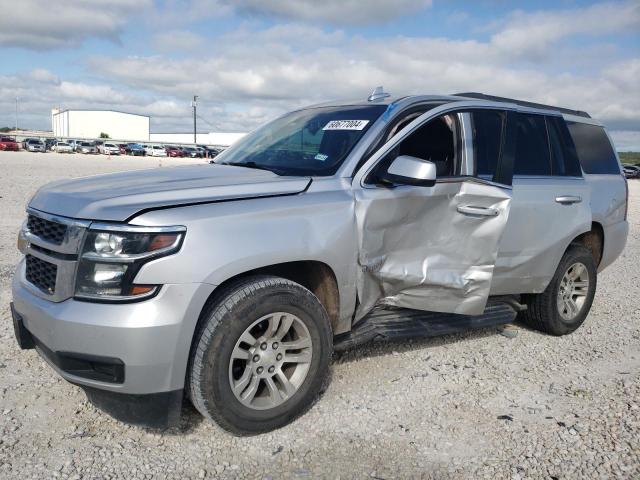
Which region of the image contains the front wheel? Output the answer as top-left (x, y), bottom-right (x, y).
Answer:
top-left (188, 275), bottom-right (332, 435)
top-left (520, 245), bottom-right (597, 335)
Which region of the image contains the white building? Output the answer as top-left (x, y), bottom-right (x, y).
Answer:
top-left (149, 132), bottom-right (246, 147)
top-left (51, 109), bottom-right (150, 141)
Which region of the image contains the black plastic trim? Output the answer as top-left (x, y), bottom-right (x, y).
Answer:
top-left (334, 298), bottom-right (518, 352)
top-left (453, 92), bottom-right (591, 118)
top-left (80, 386), bottom-right (183, 429)
top-left (10, 303), bottom-right (35, 350)
top-left (32, 335), bottom-right (125, 384)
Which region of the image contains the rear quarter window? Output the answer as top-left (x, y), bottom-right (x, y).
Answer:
top-left (566, 122), bottom-right (620, 174)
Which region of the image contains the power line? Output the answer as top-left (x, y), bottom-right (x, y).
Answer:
top-left (195, 113), bottom-right (219, 131)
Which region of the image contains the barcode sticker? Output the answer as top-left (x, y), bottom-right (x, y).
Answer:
top-left (322, 120), bottom-right (369, 131)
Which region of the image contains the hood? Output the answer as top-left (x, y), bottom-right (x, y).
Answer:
top-left (28, 164), bottom-right (311, 222)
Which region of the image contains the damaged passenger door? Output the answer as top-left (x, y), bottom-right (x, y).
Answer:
top-left (352, 106), bottom-right (515, 320)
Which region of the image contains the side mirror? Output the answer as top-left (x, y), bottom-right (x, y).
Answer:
top-left (381, 155), bottom-right (437, 187)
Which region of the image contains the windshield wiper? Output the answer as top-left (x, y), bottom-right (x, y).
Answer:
top-left (219, 161), bottom-right (286, 176)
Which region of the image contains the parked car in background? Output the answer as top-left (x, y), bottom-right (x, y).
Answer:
top-left (66, 140), bottom-right (80, 152)
top-left (118, 144), bottom-right (128, 155)
top-left (44, 139), bottom-right (57, 151)
top-left (99, 143), bottom-right (121, 155)
top-left (24, 139), bottom-right (45, 152)
top-left (21, 138), bottom-right (39, 149)
top-left (165, 146), bottom-right (184, 157)
top-left (125, 143), bottom-right (146, 156)
top-left (51, 141), bottom-right (73, 153)
top-left (181, 146), bottom-right (201, 158)
top-left (205, 146), bottom-right (222, 159)
top-left (77, 142), bottom-right (97, 154)
top-left (622, 164), bottom-right (640, 179)
top-left (0, 136), bottom-right (19, 151)
top-left (144, 144), bottom-right (168, 157)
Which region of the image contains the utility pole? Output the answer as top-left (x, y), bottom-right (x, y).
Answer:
top-left (15, 97), bottom-right (19, 132)
top-left (191, 95), bottom-right (198, 144)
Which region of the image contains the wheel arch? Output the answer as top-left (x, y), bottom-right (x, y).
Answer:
top-left (569, 221), bottom-right (604, 267)
top-left (194, 260), bottom-right (340, 341)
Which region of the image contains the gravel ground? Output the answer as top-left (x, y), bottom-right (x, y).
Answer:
top-left (0, 151), bottom-right (638, 479)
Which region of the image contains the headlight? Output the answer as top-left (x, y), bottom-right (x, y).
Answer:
top-left (75, 224), bottom-right (186, 302)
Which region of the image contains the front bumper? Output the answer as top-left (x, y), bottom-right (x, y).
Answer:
top-left (11, 271), bottom-right (215, 395)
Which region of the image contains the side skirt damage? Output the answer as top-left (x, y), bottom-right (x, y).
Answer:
top-left (334, 298), bottom-right (519, 352)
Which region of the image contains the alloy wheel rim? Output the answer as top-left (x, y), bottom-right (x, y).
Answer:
top-left (228, 312), bottom-right (313, 410)
top-left (557, 262), bottom-right (589, 321)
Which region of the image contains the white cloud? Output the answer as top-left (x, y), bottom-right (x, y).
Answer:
top-left (28, 69), bottom-right (60, 84)
top-left (491, 1), bottom-right (640, 60)
top-left (0, 0), bottom-right (151, 50)
top-left (87, 18), bottom-right (640, 134)
top-left (228, 0), bottom-right (433, 25)
top-left (610, 131), bottom-right (640, 152)
top-left (152, 30), bottom-right (206, 51)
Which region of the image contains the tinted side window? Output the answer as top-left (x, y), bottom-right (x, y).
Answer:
top-left (546, 117), bottom-right (582, 176)
top-left (368, 112), bottom-right (461, 183)
top-left (566, 122), bottom-right (619, 174)
top-left (473, 110), bottom-right (505, 177)
top-left (396, 113), bottom-right (459, 176)
top-left (514, 114), bottom-right (551, 175)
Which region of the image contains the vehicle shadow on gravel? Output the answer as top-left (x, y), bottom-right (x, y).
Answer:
top-left (158, 401), bottom-right (204, 435)
top-left (105, 323), bottom-right (532, 436)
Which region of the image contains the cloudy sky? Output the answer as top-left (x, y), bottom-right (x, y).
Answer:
top-left (0, 0), bottom-right (638, 149)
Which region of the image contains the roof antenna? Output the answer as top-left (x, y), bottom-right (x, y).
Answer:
top-left (368, 86), bottom-right (390, 102)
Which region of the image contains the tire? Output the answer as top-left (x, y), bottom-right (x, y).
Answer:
top-left (188, 275), bottom-right (333, 435)
top-left (520, 245), bottom-right (597, 336)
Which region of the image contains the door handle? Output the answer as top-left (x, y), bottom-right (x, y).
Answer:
top-left (456, 205), bottom-right (500, 217)
top-left (555, 195), bottom-right (582, 205)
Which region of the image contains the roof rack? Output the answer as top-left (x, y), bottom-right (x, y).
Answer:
top-left (453, 92), bottom-right (591, 118)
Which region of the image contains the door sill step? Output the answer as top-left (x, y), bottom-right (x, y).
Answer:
top-left (333, 299), bottom-right (518, 352)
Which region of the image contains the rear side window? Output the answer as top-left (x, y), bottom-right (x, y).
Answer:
top-left (566, 122), bottom-right (620, 174)
top-left (473, 110), bottom-right (505, 177)
top-left (514, 114), bottom-right (551, 175)
top-left (546, 117), bottom-right (582, 176)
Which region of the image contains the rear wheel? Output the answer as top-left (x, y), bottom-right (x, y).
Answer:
top-left (188, 275), bottom-right (332, 435)
top-left (520, 245), bottom-right (597, 335)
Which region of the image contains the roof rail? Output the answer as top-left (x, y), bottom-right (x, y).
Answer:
top-left (453, 92), bottom-right (591, 118)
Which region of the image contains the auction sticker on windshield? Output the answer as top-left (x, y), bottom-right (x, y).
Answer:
top-left (323, 120), bottom-right (369, 131)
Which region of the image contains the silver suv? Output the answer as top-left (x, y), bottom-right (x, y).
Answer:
top-left (11, 90), bottom-right (628, 434)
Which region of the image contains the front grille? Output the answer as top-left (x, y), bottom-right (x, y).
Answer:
top-left (27, 214), bottom-right (67, 244)
top-left (25, 255), bottom-right (58, 294)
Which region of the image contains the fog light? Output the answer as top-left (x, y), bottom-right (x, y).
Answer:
top-left (93, 263), bottom-right (126, 283)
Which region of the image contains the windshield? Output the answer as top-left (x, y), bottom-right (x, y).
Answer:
top-left (214, 105), bottom-right (386, 176)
